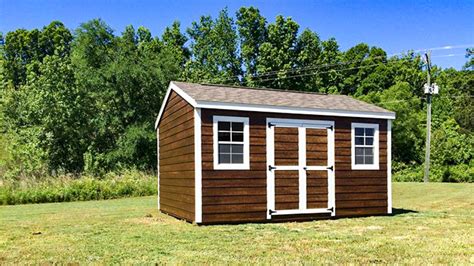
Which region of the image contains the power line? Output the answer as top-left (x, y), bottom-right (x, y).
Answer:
top-left (411, 44), bottom-right (474, 53)
top-left (256, 62), bottom-right (387, 83)
top-left (352, 95), bottom-right (473, 106)
top-left (252, 44), bottom-right (473, 80)
top-left (227, 52), bottom-right (469, 85)
top-left (430, 53), bottom-right (466, 58)
top-left (203, 43), bottom-right (473, 84)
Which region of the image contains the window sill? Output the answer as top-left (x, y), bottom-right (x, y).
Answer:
top-left (351, 164), bottom-right (380, 170)
top-left (214, 164), bottom-right (250, 170)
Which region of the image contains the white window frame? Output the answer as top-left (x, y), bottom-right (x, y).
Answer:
top-left (213, 116), bottom-right (250, 170)
top-left (351, 123), bottom-right (379, 170)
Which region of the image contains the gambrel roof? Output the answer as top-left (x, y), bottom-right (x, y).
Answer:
top-left (155, 81), bottom-right (395, 128)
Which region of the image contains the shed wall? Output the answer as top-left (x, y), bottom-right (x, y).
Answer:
top-left (200, 109), bottom-right (388, 224)
top-left (158, 91), bottom-right (195, 222)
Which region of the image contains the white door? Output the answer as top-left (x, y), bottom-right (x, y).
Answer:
top-left (266, 118), bottom-right (335, 218)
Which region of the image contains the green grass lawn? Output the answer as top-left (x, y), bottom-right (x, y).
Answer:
top-left (0, 182), bottom-right (472, 264)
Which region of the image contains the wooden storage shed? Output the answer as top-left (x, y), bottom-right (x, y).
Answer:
top-left (155, 81), bottom-right (395, 224)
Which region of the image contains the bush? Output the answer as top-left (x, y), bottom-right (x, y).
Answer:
top-left (0, 170), bottom-right (157, 205)
top-left (393, 161), bottom-right (474, 183)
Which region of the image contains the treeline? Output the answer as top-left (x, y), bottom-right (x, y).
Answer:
top-left (0, 7), bottom-right (472, 181)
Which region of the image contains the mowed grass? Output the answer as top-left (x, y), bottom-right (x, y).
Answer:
top-left (0, 183), bottom-right (472, 264)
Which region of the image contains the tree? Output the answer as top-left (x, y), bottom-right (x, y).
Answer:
top-left (162, 21), bottom-right (190, 67)
top-left (236, 7), bottom-right (267, 84)
top-left (319, 38), bottom-right (342, 93)
top-left (255, 15), bottom-right (299, 89)
top-left (184, 8), bottom-right (241, 83)
top-left (294, 28), bottom-right (322, 91)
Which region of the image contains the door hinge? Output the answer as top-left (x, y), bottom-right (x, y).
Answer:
top-left (268, 209), bottom-right (275, 215)
top-left (327, 125), bottom-right (334, 130)
top-left (268, 165), bottom-right (276, 171)
top-left (327, 206), bottom-right (334, 212)
top-left (268, 122), bottom-right (275, 128)
top-left (326, 165), bottom-right (334, 171)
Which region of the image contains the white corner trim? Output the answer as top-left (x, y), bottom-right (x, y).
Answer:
top-left (157, 128), bottom-right (160, 211)
top-left (212, 115), bottom-right (250, 170)
top-left (351, 122), bottom-right (380, 170)
top-left (195, 100), bottom-right (396, 120)
top-left (194, 108), bottom-right (202, 223)
top-left (387, 120), bottom-right (392, 214)
top-left (154, 81), bottom-right (197, 129)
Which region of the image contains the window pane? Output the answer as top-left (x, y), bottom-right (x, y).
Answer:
top-left (218, 121), bottom-right (230, 131)
top-left (364, 147), bottom-right (373, 156)
top-left (219, 144), bottom-right (231, 153)
top-left (231, 144), bottom-right (243, 154)
top-left (365, 137), bottom-right (374, 145)
top-left (355, 137), bottom-right (364, 145)
top-left (219, 153), bottom-right (230, 164)
top-left (355, 155), bottom-right (364, 164)
top-left (355, 147), bottom-right (364, 156)
top-left (355, 128), bottom-right (364, 136)
top-left (365, 128), bottom-right (374, 136)
top-left (232, 132), bottom-right (243, 142)
top-left (232, 153), bottom-right (244, 164)
top-left (231, 122), bottom-right (244, 131)
top-left (218, 132), bottom-right (230, 141)
top-left (365, 156), bottom-right (374, 164)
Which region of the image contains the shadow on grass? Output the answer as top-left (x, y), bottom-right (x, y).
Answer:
top-left (391, 208), bottom-right (418, 216)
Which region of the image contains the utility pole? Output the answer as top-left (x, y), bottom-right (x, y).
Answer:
top-left (423, 51), bottom-right (438, 183)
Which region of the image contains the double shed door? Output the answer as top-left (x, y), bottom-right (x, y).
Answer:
top-left (266, 118), bottom-right (335, 218)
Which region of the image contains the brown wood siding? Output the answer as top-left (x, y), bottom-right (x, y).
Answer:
top-left (158, 91), bottom-right (195, 222)
top-left (334, 119), bottom-right (388, 216)
top-left (200, 109), bottom-right (388, 224)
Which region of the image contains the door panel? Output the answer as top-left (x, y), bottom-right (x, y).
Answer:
top-left (306, 128), bottom-right (329, 209)
top-left (274, 127), bottom-right (299, 166)
top-left (306, 170), bottom-right (328, 209)
top-left (306, 128), bottom-right (328, 166)
top-left (275, 170), bottom-right (299, 210)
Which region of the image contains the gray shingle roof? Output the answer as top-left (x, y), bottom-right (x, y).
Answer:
top-left (172, 81), bottom-right (394, 115)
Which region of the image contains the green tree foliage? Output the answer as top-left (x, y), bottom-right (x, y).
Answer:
top-left (255, 15), bottom-right (299, 89)
top-left (236, 6), bottom-right (267, 84)
top-left (0, 7), bottom-right (472, 182)
top-left (162, 21), bottom-right (190, 67)
top-left (184, 8), bottom-right (241, 83)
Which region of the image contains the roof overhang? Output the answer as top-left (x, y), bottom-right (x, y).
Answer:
top-left (154, 82), bottom-right (396, 129)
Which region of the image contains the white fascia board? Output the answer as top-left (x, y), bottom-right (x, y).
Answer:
top-left (195, 101), bottom-right (396, 120)
top-left (154, 82), bottom-right (198, 129)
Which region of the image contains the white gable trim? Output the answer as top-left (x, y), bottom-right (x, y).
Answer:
top-left (194, 101), bottom-right (396, 120)
top-left (154, 82), bottom-right (197, 129)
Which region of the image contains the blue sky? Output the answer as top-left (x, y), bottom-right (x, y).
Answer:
top-left (1, 0), bottom-right (473, 68)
